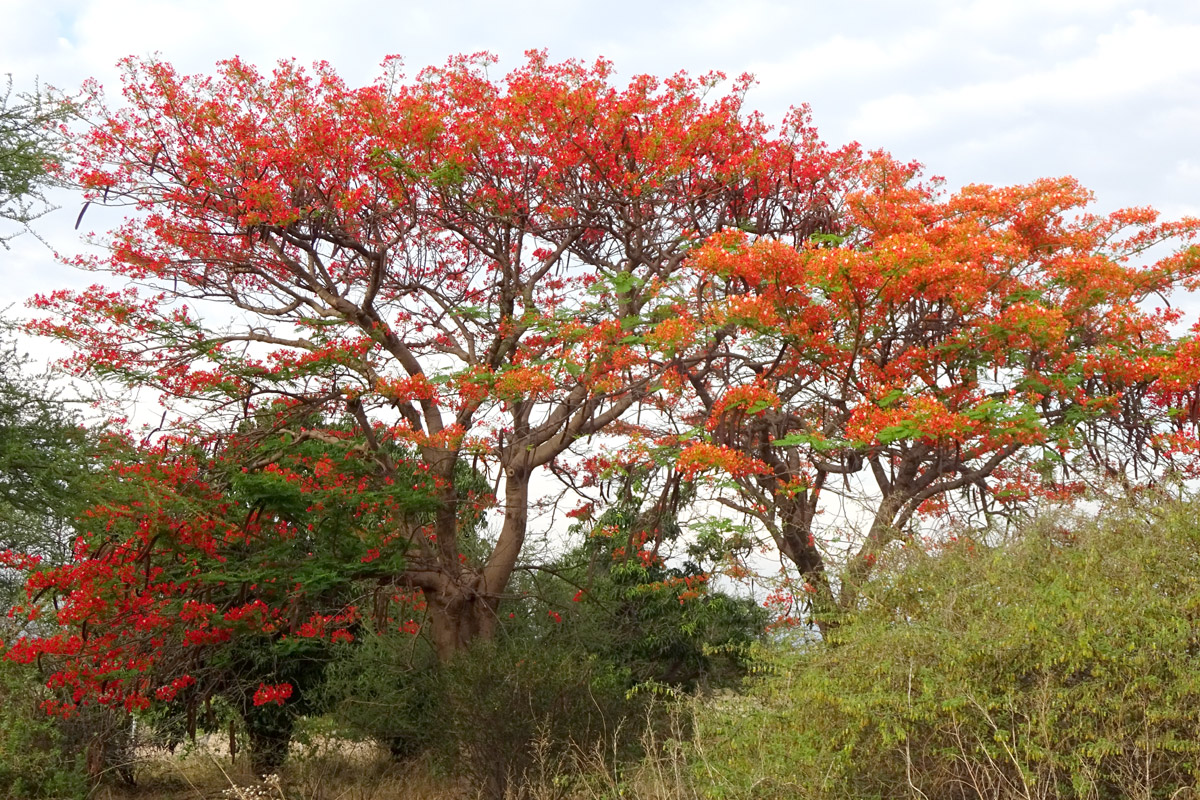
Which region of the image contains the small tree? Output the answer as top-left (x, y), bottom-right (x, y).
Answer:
top-left (4, 416), bottom-right (472, 772)
top-left (0, 76), bottom-right (67, 242)
top-left (546, 497), bottom-right (766, 691)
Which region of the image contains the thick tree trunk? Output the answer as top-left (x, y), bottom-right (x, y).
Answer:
top-left (424, 472), bottom-right (530, 661)
top-left (427, 587), bottom-right (493, 662)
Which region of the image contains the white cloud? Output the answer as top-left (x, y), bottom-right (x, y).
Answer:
top-left (847, 9), bottom-right (1200, 143)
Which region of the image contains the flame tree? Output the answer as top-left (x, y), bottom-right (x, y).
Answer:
top-left (16, 47), bottom-right (846, 716)
top-left (670, 155), bottom-right (1200, 626)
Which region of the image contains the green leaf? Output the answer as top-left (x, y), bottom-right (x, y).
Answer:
top-left (609, 272), bottom-right (643, 295)
top-left (877, 423), bottom-right (918, 444)
top-left (878, 388), bottom-right (906, 409)
top-left (771, 431), bottom-right (842, 453)
top-left (964, 398), bottom-right (999, 421)
top-left (771, 433), bottom-right (811, 447)
top-left (810, 232), bottom-right (847, 247)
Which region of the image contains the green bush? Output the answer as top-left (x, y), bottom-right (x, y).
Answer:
top-left (694, 500), bottom-right (1200, 800)
top-left (317, 622), bottom-right (441, 760)
top-left (322, 626), bottom-right (637, 799)
top-left (0, 659), bottom-right (88, 799)
top-left (428, 635), bottom-right (636, 797)
top-left (560, 540), bottom-right (767, 694)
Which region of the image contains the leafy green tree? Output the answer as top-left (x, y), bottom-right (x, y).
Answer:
top-left (0, 334), bottom-right (99, 798)
top-left (0, 77), bottom-right (66, 242)
top-left (0, 335), bottom-right (96, 602)
top-left (536, 498), bottom-right (767, 692)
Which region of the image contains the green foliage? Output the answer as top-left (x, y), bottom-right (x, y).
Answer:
top-left (0, 331), bottom-right (109, 796)
top-left (694, 500), bottom-right (1200, 800)
top-left (62, 417), bottom-right (461, 773)
top-left (319, 500), bottom-right (764, 797)
top-left (0, 659), bottom-right (88, 799)
top-left (0, 333), bottom-right (98, 603)
top-left (428, 636), bottom-right (635, 797)
top-left (0, 77), bottom-right (67, 240)
top-left (524, 498), bottom-right (768, 694)
top-left (317, 623), bottom-right (439, 759)
top-left (322, 626), bottom-right (635, 799)
top-left (561, 546), bottom-right (766, 691)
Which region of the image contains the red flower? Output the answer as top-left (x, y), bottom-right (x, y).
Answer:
top-left (252, 683), bottom-right (293, 706)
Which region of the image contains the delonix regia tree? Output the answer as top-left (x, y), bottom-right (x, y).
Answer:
top-left (668, 154), bottom-right (1200, 626)
top-left (24, 52), bottom-right (846, 669)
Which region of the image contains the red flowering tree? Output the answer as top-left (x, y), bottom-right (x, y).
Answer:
top-left (669, 154), bottom-right (1200, 625)
top-left (2, 422), bottom-right (459, 771)
top-left (21, 49), bottom-right (846, 690)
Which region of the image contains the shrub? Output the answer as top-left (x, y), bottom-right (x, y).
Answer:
top-left (317, 623), bottom-right (441, 761)
top-left (322, 626), bottom-right (636, 799)
top-left (0, 658), bottom-right (89, 799)
top-left (694, 499), bottom-right (1200, 800)
top-left (429, 635), bottom-right (636, 798)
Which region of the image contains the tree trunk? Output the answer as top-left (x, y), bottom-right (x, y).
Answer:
top-left (242, 707), bottom-right (294, 776)
top-left (777, 519), bottom-right (839, 635)
top-left (423, 471), bottom-right (530, 661)
top-left (838, 493), bottom-right (905, 612)
top-left (427, 586), bottom-right (495, 662)
top-left (481, 469), bottom-right (530, 600)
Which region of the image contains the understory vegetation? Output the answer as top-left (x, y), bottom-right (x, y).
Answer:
top-left (693, 497), bottom-right (1200, 800)
top-left (7, 492), bottom-right (1200, 799)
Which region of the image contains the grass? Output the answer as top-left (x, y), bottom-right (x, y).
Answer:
top-left (97, 734), bottom-right (453, 800)
top-left (95, 704), bottom-right (703, 800)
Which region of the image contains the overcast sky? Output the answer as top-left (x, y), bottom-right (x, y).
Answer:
top-left (2, 0), bottom-right (1199, 347)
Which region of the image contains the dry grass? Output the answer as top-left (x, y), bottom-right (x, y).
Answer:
top-left (97, 734), bottom-right (465, 800)
top-left (93, 706), bottom-right (703, 800)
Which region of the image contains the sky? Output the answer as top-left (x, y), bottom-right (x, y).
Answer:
top-left (0, 0), bottom-right (1196, 571)
top-left (2, 0), bottom-right (1199, 347)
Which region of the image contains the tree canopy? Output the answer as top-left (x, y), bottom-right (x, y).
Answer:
top-left (9, 52), bottom-right (1200, 731)
top-left (664, 156), bottom-right (1200, 625)
top-left (26, 51), bottom-right (844, 666)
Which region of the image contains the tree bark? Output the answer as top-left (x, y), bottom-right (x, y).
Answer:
top-left (424, 472), bottom-right (530, 661)
top-left (427, 587), bottom-right (490, 662)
